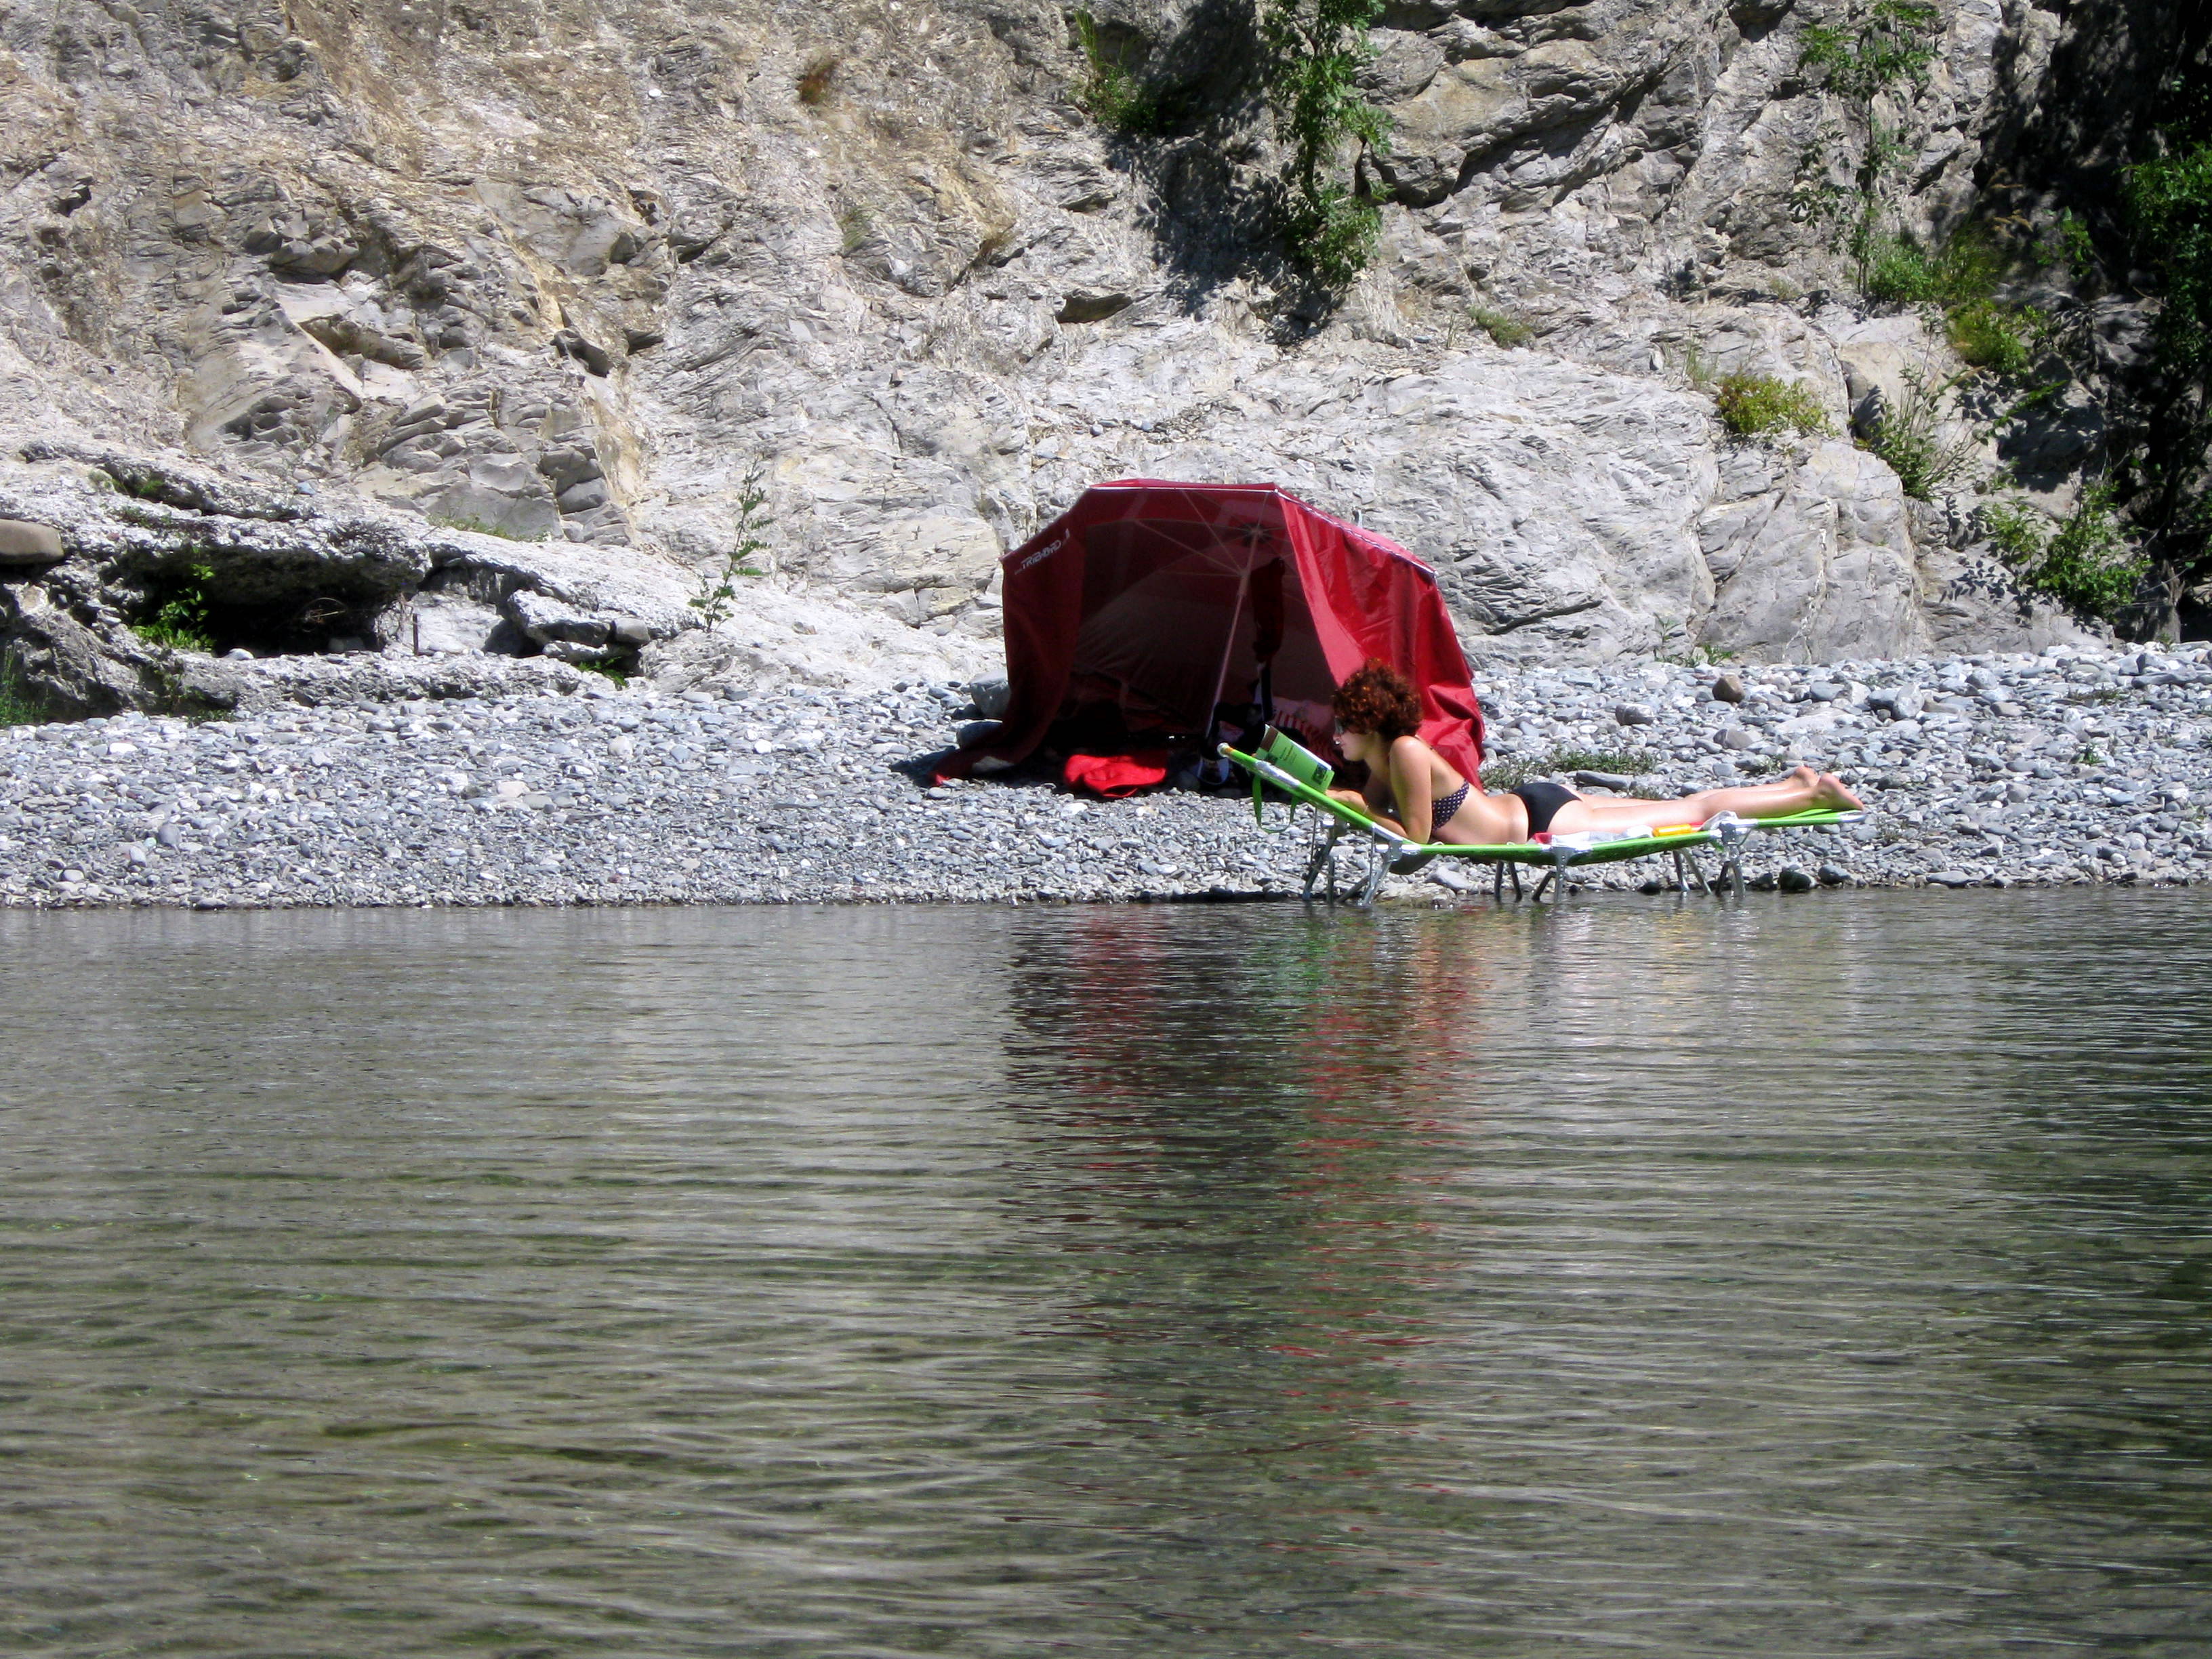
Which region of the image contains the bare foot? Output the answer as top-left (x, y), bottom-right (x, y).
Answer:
top-left (1811, 771), bottom-right (1864, 811)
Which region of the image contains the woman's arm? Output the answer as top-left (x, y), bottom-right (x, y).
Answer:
top-left (1389, 737), bottom-right (1435, 842)
top-left (1326, 785), bottom-right (1406, 835)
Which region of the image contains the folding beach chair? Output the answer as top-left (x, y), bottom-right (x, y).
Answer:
top-left (1223, 729), bottom-right (1861, 907)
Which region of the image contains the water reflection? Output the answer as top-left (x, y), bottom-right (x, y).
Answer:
top-left (0, 895), bottom-right (2208, 1656)
top-left (994, 911), bottom-right (1469, 1639)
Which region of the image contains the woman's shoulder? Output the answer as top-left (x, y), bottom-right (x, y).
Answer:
top-left (1389, 732), bottom-right (1461, 784)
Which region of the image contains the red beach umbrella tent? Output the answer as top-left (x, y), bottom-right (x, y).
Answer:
top-left (947, 480), bottom-right (1485, 781)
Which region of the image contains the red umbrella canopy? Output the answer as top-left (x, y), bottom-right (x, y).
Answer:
top-left (957, 480), bottom-right (1485, 781)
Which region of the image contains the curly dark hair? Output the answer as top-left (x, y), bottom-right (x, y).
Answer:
top-left (1331, 659), bottom-right (1422, 741)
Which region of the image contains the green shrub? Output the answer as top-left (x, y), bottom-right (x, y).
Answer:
top-left (1071, 11), bottom-right (1157, 134)
top-left (1975, 487), bottom-right (2146, 619)
top-left (2055, 210), bottom-right (2096, 276)
top-left (1864, 235), bottom-right (1942, 304)
top-left (1862, 367), bottom-right (1977, 499)
top-left (1933, 229), bottom-right (2007, 304)
top-left (1857, 227), bottom-right (2048, 378)
top-left (1801, 0), bottom-right (1953, 335)
top-left (1471, 306), bottom-right (1531, 348)
top-left (1947, 300), bottom-right (2039, 375)
top-left (2039, 485), bottom-right (2146, 616)
top-left (1976, 497), bottom-right (2048, 562)
top-left (0, 654), bottom-right (45, 726)
top-left (135, 562), bottom-right (218, 653)
top-left (1281, 184), bottom-right (1382, 290)
top-left (1798, 0), bottom-right (1942, 104)
top-left (1713, 372), bottom-right (1831, 438)
top-left (1263, 0), bottom-right (1391, 287)
top-left (1864, 227), bottom-right (2006, 308)
top-left (2126, 142), bottom-right (2212, 380)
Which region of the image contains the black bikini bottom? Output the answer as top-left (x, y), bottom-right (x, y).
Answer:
top-left (1509, 780), bottom-right (1580, 836)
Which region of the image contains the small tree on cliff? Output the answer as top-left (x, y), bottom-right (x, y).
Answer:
top-left (1797, 0), bottom-right (1944, 285)
top-left (691, 461), bottom-right (771, 629)
top-left (1261, 0), bottom-right (1391, 288)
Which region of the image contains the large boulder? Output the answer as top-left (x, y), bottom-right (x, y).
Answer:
top-left (1696, 443), bottom-right (1934, 662)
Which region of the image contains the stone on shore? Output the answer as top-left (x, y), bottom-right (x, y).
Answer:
top-left (0, 520), bottom-right (63, 563)
top-left (1, 639), bottom-right (2208, 909)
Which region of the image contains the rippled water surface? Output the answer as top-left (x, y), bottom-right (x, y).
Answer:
top-left (4, 893), bottom-right (2211, 1657)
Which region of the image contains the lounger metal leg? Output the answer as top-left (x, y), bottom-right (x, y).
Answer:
top-left (1509, 863), bottom-right (1523, 901)
top-left (1357, 842), bottom-right (1387, 908)
top-left (1675, 848), bottom-right (1713, 896)
top-left (1303, 821), bottom-right (1343, 902)
top-left (1531, 869), bottom-right (1557, 903)
top-left (1492, 862), bottom-right (1505, 903)
top-left (1711, 818), bottom-right (1750, 897)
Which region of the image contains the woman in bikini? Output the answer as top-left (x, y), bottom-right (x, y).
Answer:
top-left (1324, 661), bottom-right (1862, 845)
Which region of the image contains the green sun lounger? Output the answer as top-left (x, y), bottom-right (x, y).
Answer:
top-left (1221, 729), bottom-right (1862, 906)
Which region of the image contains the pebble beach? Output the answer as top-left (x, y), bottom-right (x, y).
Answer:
top-left (5, 638), bottom-right (2210, 909)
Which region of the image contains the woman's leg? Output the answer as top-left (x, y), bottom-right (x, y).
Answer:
top-left (1549, 766), bottom-right (1862, 834)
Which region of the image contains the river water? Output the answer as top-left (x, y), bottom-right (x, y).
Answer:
top-left (3, 892), bottom-right (2210, 1658)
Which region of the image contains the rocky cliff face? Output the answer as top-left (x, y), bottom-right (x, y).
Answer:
top-left (0, 0), bottom-right (2162, 713)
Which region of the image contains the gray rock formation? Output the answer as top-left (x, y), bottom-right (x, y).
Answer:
top-left (0, 0), bottom-right (2159, 714)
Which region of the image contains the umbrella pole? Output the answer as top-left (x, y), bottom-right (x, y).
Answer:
top-left (1202, 567), bottom-right (1250, 766)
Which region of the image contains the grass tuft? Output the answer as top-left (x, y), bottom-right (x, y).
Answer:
top-left (1861, 227), bottom-right (2048, 381)
top-left (1713, 371), bottom-right (1830, 438)
top-left (1947, 300), bottom-right (2044, 376)
top-left (797, 52), bottom-right (839, 106)
top-left (430, 514), bottom-right (548, 544)
top-left (1483, 746), bottom-right (1659, 791)
top-left (1471, 306), bottom-right (1532, 348)
top-left (838, 203), bottom-right (872, 255)
top-left (0, 655), bottom-right (46, 726)
top-left (1071, 12), bottom-right (1156, 134)
top-left (1863, 228), bottom-right (2005, 307)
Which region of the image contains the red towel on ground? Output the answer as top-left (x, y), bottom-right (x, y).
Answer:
top-left (1061, 750), bottom-right (1170, 798)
